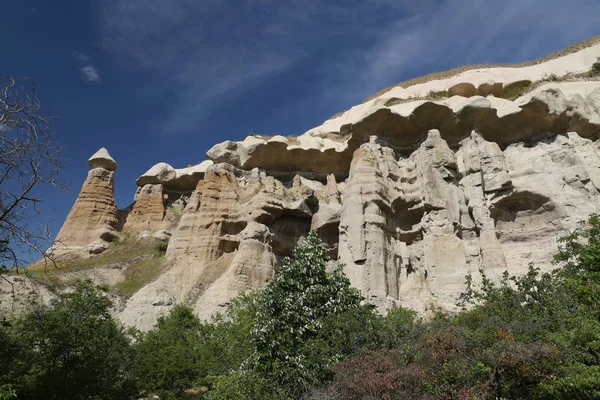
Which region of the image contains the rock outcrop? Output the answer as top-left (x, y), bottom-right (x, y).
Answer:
top-left (51, 41), bottom-right (600, 330)
top-left (52, 148), bottom-right (119, 255)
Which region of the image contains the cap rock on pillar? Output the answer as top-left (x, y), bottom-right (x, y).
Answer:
top-left (88, 148), bottom-right (118, 171)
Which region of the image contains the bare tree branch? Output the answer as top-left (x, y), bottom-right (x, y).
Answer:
top-left (0, 76), bottom-right (68, 274)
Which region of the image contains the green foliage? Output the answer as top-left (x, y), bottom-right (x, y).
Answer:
top-left (134, 299), bottom-right (257, 399)
top-left (321, 214), bottom-right (600, 399)
top-left (109, 235), bottom-right (121, 245)
top-left (553, 214), bottom-right (600, 312)
top-left (542, 72), bottom-right (561, 81)
top-left (2, 280), bottom-right (135, 399)
top-left (205, 372), bottom-right (281, 400)
top-left (0, 385), bottom-right (16, 400)
top-left (592, 57), bottom-right (600, 74)
top-left (502, 83), bottom-right (532, 100)
top-left (426, 90), bottom-right (448, 99)
top-left (134, 305), bottom-right (206, 399)
top-left (153, 239), bottom-right (169, 255)
top-left (247, 231), bottom-right (363, 397)
top-left (4, 215), bottom-right (600, 399)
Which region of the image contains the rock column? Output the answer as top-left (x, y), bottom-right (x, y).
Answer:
top-left (52, 148), bottom-right (119, 255)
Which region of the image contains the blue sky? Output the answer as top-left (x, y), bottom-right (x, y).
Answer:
top-left (1, 0), bottom-right (600, 255)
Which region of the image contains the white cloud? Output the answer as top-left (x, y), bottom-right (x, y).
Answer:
top-left (346, 0), bottom-right (600, 96)
top-left (73, 52), bottom-right (102, 83)
top-left (95, 0), bottom-right (417, 134)
top-left (80, 65), bottom-right (102, 83)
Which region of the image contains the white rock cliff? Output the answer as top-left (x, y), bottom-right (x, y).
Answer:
top-left (51, 41), bottom-right (600, 330)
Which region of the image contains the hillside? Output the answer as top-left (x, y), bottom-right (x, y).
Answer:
top-left (8, 37), bottom-right (600, 331)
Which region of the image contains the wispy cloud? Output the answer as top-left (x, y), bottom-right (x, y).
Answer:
top-left (339, 0), bottom-right (600, 98)
top-left (80, 65), bottom-right (102, 83)
top-left (95, 0), bottom-right (415, 134)
top-left (94, 0), bottom-right (600, 135)
top-left (73, 52), bottom-right (102, 83)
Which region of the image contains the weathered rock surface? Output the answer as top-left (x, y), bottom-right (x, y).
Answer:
top-left (136, 160), bottom-right (213, 191)
top-left (52, 149), bottom-right (119, 255)
top-left (88, 147), bottom-right (117, 171)
top-left (50, 42), bottom-right (600, 330)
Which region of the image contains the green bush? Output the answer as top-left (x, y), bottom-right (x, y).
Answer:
top-left (247, 231), bottom-right (364, 397)
top-left (205, 372), bottom-right (280, 400)
top-left (321, 215), bottom-right (600, 400)
top-left (2, 280), bottom-right (135, 400)
top-left (134, 300), bottom-right (257, 399)
top-left (134, 305), bottom-right (205, 399)
top-left (153, 240), bottom-right (169, 255)
top-left (4, 215), bottom-right (600, 399)
top-left (592, 57), bottom-right (600, 74)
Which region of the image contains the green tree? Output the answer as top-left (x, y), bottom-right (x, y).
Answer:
top-left (592, 57), bottom-right (600, 74)
top-left (134, 305), bottom-right (205, 399)
top-left (249, 230), bottom-right (363, 397)
top-left (134, 299), bottom-right (257, 399)
top-left (3, 280), bottom-right (135, 400)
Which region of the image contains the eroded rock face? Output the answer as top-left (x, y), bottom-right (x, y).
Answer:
top-left (52, 44), bottom-right (600, 330)
top-left (52, 149), bottom-right (119, 255)
top-left (123, 184), bottom-right (166, 233)
top-left (136, 160), bottom-right (213, 191)
top-left (116, 122), bottom-right (600, 330)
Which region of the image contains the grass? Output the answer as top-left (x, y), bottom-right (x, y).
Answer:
top-left (425, 90), bottom-right (448, 100)
top-left (24, 235), bottom-right (169, 298)
top-left (112, 256), bottom-right (167, 299)
top-left (502, 83), bottom-right (533, 101)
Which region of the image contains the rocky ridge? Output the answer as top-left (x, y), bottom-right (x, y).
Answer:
top-left (46, 42), bottom-right (600, 330)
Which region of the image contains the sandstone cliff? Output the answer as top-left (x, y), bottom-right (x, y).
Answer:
top-left (50, 41), bottom-right (600, 330)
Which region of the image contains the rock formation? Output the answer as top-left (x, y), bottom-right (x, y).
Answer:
top-left (52, 41), bottom-right (600, 330)
top-left (52, 148), bottom-right (119, 255)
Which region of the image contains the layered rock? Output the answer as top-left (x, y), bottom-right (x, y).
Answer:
top-left (122, 184), bottom-right (166, 233)
top-left (207, 83), bottom-right (600, 177)
top-left (119, 163), bottom-right (322, 329)
top-left (51, 41), bottom-right (600, 330)
top-left (52, 148), bottom-right (119, 255)
top-left (119, 160), bottom-right (214, 238)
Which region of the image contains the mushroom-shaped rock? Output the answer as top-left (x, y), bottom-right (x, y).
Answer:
top-left (167, 160), bottom-right (213, 191)
top-left (136, 162), bottom-right (177, 186)
top-left (88, 148), bottom-right (117, 171)
top-left (448, 82), bottom-right (476, 97)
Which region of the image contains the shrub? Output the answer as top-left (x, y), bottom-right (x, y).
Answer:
top-left (134, 305), bottom-right (206, 399)
top-left (153, 240), bottom-right (169, 255)
top-left (134, 301), bottom-right (257, 399)
top-left (3, 280), bottom-right (135, 399)
top-left (247, 231), bottom-right (364, 397)
top-left (205, 371), bottom-right (280, 400)
top-left (592, 57), bottom-right (600, 74)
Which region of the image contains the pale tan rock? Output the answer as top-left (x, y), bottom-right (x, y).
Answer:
top-left (136, 161), bottom-right (213, 191)
top-left (52, 153), bottom-right (119, 254)
top-left (88, 148), bottom-right (117, 171)
top-left (136, 163), bottom-right (176, 187)
top-left (123, 184), bottom-right (166, 233)
top-left (207, 82), bottom-right (600, 177)
top-left (48, 42), bottom-right (600, 331)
